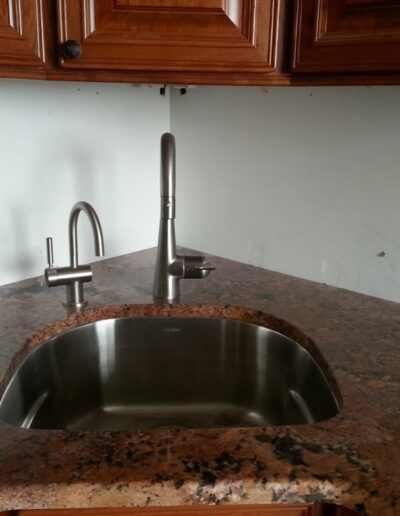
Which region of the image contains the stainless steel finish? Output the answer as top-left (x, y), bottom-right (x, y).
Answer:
top-left (0, 317), bottom-right (340, 431)
top-left (69, 201), bottom-right (104, 268)
top-left (46, 265), bottom-right (92, 286)
top-left (21, 392), bottom-right (48, 429)
top-left (153, 133), bottom-right (215, 301)
top-left (46, 237), bottom-right (54, 270)
top-left (44, 201), bottom-right (105, 309)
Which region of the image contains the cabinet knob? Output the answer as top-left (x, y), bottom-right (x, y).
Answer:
top-left (61, 40), bottom-right (82, 60)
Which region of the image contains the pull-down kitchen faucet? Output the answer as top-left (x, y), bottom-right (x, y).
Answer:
top-left (153, 133), bottom-right (215, 301)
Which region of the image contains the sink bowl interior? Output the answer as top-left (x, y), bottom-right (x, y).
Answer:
top-left (0, 316), bottom-right (340, 431)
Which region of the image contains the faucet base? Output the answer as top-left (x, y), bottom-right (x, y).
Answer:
top-left (63, 300), bottom-right (88, 309)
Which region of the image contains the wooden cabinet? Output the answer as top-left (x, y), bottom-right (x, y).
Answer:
top-left (18, 506), bottom-right (316, 516)
top-left (1, 0), bottom-right (400, 83)
top-left (0, 504), bottom-right (362, 516)
top-left (57, 0), bottom-right (279, 75)
top-left (292, 0), bottom-right (400, 73)
top-left (0, 0), bottom-right (46, 69)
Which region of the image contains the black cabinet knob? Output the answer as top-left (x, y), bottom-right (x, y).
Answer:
top-left (61, 40), bottom-right (82, 60)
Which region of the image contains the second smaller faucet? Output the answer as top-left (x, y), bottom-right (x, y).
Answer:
top-left (45, 201), bottom-right (105, 309)
top-left (153, 133), bottom-right (215, 301)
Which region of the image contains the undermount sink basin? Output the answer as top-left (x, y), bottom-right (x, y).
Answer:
top-left (0, 315), bottom-right (340, 431)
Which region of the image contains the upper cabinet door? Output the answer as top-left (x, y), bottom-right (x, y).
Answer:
top-left (56, 0), bottom-right (279, 74)
top-left (292, 0), bottom-right (400, 72)
top-left (0, 0), bottom-right (45, 68)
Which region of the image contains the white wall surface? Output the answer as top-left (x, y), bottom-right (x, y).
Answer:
top-left (0, 80), bottom-right (169, 285)
top-left (2, 82), bottom-right (400, 303)
top-left (171, 86), bottom-right (400, 302)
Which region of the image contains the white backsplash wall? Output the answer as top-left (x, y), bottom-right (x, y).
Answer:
top-left (3, 82), bottom-right (400, 302)
top-left (0, 80), bottom-right (169, 286)
top-left (171, 86), bottom-right (400, 302)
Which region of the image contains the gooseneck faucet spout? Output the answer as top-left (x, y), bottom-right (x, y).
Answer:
top-left (44, 201), bottom-right (105, 309)
top-left (153, 133), bottom-right (215, 301)
top-left (69, 201), bottom-right (105, 268)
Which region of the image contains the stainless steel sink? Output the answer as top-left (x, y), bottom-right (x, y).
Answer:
top-left (0, 317), bottom-right (340, 431)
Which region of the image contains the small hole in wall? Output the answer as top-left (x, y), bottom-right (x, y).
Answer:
top-left (377, 251), bottom-right (386, 258)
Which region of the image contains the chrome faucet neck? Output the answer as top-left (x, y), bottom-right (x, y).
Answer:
top-left (160, 133), bottom-right (176, 198)
top-left (68, 201), bottom-right (105, 268)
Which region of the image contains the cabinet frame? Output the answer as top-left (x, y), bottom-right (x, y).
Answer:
top-left (292, 0), bottom-right (400, 73)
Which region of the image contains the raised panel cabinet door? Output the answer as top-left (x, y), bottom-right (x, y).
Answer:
top-left (0, 0), bottom-right (45, 67)
top-left (56, 0), bottom-right (279, 74)
top-left (292, 0), bottom-right (400, 72)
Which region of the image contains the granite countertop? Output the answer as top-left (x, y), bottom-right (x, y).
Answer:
top-left (0, 248), bottom-right (399, 516)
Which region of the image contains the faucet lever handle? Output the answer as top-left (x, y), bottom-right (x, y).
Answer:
top-left (181, 256), bottom-right (216, 280)
top-left (46, 237), bottom-right (54, 270)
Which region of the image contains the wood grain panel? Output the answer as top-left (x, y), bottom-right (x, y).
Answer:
top-left (19, 504), bottom-right (317, 516)
top-left (293, 0), bottom-right (400, 72)
top-left (57, 0), bottom-right (279, 74)
top-left (0, 0), bottom-right (45, 67)
top-left (114, 0), bottom-right (224, 11)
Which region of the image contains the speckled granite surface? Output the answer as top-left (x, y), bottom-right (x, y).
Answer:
top-left (0, 248), bottom-right (399, 515)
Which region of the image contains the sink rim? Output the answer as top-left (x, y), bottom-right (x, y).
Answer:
top-left (0, 303), bottom-right (342, 428)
